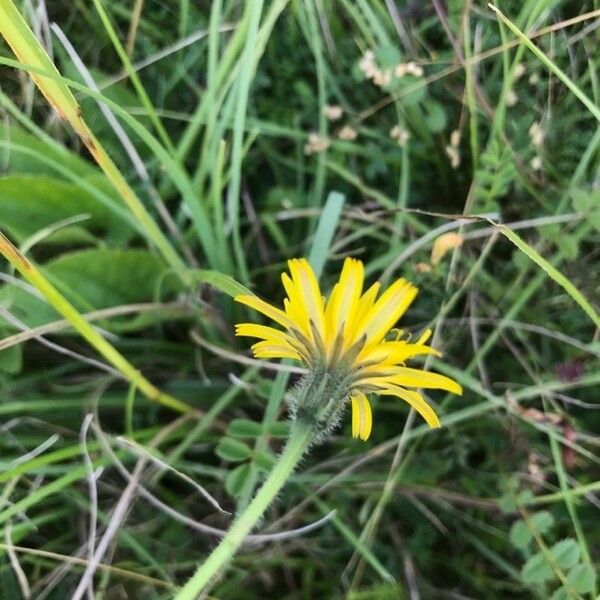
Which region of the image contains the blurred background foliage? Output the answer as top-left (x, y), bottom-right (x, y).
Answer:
top-left (0, 0), bottom-right (599, 598)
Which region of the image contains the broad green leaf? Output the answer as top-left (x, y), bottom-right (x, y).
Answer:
top-left (254, 449), bottom-right (276, 471)
top-left (424, 100), bottom-right (447, 133)
top-left (566, 563), bottom-right (596, 593)
top-left (0, 123), bottom-right (96, 179)
top-left (571, 189), bottom-right (595, 213)
top-left (215, 437), bottom-right (252, 462)
top-left (521, 551), bottom-right (553, 584)
top-left (557, 236), bottom-right (579, 261)
top-left (511, 512), bottom-right (554, 549)
top-left (549, 587), bottom-right (568, 600)
top-left (0, 176), bottom-right (132, 244)
top-left (571, 189), bottom-right (600, 233)
top-left (531, 511), bottom-right (555, 535)
top-left (509, 520), bottom-right (531, 549)
top-left (0, 248), bottom-right (181, 329)
top-left (225, 463), bottom-right (252, 498)
top-left (47, 248), bottom-right (181, 310)
top-left (227, 418), bottom-right (264, 438)
top-left (550, 539), bottom-right (580, 571)
top-left (267, 421), bottom-right (289, 438)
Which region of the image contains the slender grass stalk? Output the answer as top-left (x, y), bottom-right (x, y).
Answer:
top-left (226, 0), bottom-right (264, 284)
top-left (91, 0), bottom-right (176, 154)
top-left (544, 398), bottom-right (596, 597)
top-left (489, 3), bottom-right (600, 123)
top-left (174, 422), bottom-right (313, 598)
top-left (0, 230), bottom-right (192, 413)
top-left (301, 0), bottom-right (328, 215)
top-left (0, 0), bottom-right (190, 285)
top-left (463, 5), bottom-right (479, 172)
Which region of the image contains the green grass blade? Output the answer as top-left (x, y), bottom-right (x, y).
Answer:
top-left (489, 4), bottom-right (600, 123)
top-left (307, 191), bottom-right (345, 278)
top-left (493, 222), bottom-right (600, 328)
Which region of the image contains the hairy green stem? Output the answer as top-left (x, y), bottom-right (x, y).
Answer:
top-left (174, 422), bottom-right (314, 598)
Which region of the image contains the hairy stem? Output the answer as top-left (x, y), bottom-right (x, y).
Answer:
top-left (174, 422), bottom-right (314, 598)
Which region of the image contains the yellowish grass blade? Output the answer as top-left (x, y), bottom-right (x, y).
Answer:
top-left (0, 0), bottom-right (189, 284)
top-left (0, 230), bottom-right (192, 413)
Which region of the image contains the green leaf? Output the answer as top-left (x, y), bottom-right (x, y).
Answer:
top-left (215, 437), bottom-right (252, 462)
top-left (516, 489), bottom-right (535, 505)
top-left (254, 450), bottom-right (276, 471)
top-left (307, 191), bottom-right (345, 278)
top-left (191, 269), bottom-right (253, 298)
top-left (0, 123), bottom-right (97, 180)
top-left (227, 418), bottom-right (264, 438)
top-left (549, 587), bottom-right (568, 600)
top-left (0, 176), bottom-right (132, 244)
top-left (589, 210), bottom-right (600, 233)
top-left (550, 539), bottom-right (580, 570)
top-left (424, 100), bottom-right (447, 133)
top-left (509, 521), bottom-right (531, 549)
top-left (557, 236), bottom-right (579, 260)
top-left (511, 511), bottom-right (554, 550)
top-left (571, 189), bottom-right (595, 213)
top-left (47, 248), bottom-right (181, 310)
top-left (225, 463), bottom-right (252, 498)
top-left (531, 511), bottom-right (555, 535)
top-left (0, 339), bottom-right (21, 374)
top-left (522, 551), bottom-right (553, 584)
top-left (566, 563), bottom-right (596, 593)
top-left (267, 421), bottom-right (289, 438)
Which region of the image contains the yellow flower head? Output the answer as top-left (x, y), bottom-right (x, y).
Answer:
top-left (235, 258), bottom-right (462, 441)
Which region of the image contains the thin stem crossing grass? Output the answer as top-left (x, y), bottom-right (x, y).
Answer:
top-left (0, 230), bottom-right (191, 413)
top-left (175, 422), bottom-right (313, 598)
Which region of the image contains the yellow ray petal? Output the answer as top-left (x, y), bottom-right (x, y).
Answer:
top-left (363, 367), bottom-right (462, 395)
top-left (355, 278), bottom-right (418, 346)
top-left (235, 294), bottom-right (293, 330)
top-left (356, 340), bottom-right (441, 370)
top-left (345, 281), bottom-right (381, 347)
top-left (324, 282), bottom-right (341, 342)
top-left (288, 258), bottom-right (325, 336)
top-left (377, 385), bottom-right (440, 428)
top-left (251, 341), bottom-right (301, 360)
top-left (326, 258), bottom-right (364, 343)
top-left (350, 390), bottom-right (372, 441)
top-left (235, 323), bottom-right (288, 342)
top-left (282, 275), bottom-right (311, 338)
top-left (281, 273), bottom-right (308, 328)
top-left (237, 323), bottom-right (310, 357)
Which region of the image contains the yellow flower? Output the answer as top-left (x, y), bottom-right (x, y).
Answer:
top-left (235, 258), bottom-right (462, 441)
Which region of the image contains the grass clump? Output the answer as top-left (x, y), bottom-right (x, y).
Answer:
top-left (0, 1), bottom-right (598, 598)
